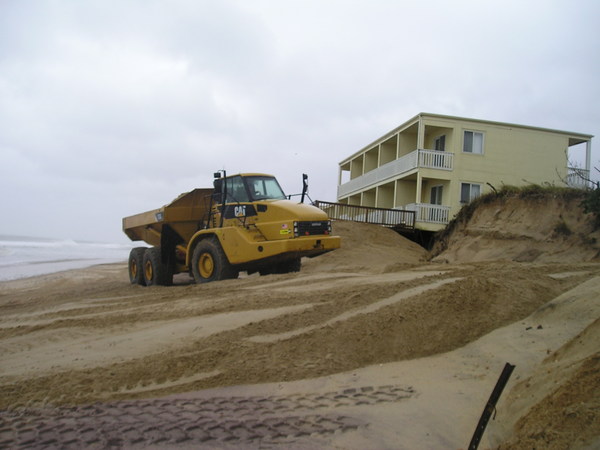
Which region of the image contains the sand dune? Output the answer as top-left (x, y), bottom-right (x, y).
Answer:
top-left (0, 197), bottom-right (598, 448)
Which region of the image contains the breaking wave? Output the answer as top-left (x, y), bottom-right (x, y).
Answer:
top-left (0, 235), bottom-right (134, 281)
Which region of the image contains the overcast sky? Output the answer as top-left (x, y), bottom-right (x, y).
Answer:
top-left (1, 0), bottom-right (599, 243)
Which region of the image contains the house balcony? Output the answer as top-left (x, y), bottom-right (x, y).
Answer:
top-left (405, 203), bottom-right (451, 225)
top-left (338, 149), bottom-right (453, 198)
top-left (566, 167), bottom-right (592, 189)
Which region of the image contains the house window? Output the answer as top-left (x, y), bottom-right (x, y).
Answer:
top-left (460, 183), bottom-right (481, 203)
top-left (430, 185), bottom-right (443, 205)
top-left (434, 135), bottom-right (446, 151)
top-left (463, 131), bottom-right (484, 154)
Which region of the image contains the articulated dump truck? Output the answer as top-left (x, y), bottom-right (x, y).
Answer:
top-left (122, 172), bottom-right (341, 286)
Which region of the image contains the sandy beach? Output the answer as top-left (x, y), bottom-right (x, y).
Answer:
top-left (1, 195), bottom-right (599, 449)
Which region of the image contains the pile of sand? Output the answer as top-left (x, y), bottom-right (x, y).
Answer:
top-left (433, 192), bottom-right (600, 263)
top-left (302, 220), bottom-right (428, 273)
top-left (0, 198), bottom-right (599, 448)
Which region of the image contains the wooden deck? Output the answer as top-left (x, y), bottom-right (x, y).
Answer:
top-left (313, 200), bottom-right (415, 232)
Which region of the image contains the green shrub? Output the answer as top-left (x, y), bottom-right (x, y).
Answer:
top-left (581, 187), bottom-right (600, 229)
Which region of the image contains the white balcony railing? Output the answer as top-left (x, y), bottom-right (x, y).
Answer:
top-left (338, 149), bottom-right (453, 198)
top-left (566, 167), bottom-right (591, 189)
top-left (405, 203), bottom-right (451, 224)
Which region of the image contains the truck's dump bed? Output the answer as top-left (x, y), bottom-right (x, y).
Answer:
top-left (122, 188), bottom-right (214, 247)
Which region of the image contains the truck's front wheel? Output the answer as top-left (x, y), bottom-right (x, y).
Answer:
top-left (143, 247), bottom-right (173, 286)
top-left (192, 238), bottom-right (237, 283)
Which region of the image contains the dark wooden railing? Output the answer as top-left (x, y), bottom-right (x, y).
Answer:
top-left (313, 200), bottom-right (415, 231)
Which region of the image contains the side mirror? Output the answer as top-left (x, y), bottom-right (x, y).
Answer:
top-left (214, 172), bottom-right (222, 179)
top-left (301, 173), bottom-right (308, 203)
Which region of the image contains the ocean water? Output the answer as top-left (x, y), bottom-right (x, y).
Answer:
top-left (0, 235), bottom-right (135, 282)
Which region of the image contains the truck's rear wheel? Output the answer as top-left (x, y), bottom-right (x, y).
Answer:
top-left (128, 247), bottom-right (147, 285)
top-left (143, 247), bottom-right (173, 286)
top-left (192, 238), bottom-right (238, 283)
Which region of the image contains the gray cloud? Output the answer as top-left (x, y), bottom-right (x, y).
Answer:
top-left (1, 0), bottom-right (599, 242)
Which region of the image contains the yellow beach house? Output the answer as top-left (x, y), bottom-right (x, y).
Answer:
top-left (336, 113), bottom-right (593, 232)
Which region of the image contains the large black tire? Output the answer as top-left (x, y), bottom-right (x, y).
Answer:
top-left (128, 247), bottom-right (147, 286)
top-left (142, 247), bottom-right (173, 286)
top-left (191, 238), bottom-right (238, 283)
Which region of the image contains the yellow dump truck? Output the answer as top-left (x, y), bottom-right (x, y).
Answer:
top-left (122, 172), bottom-right (341, 286)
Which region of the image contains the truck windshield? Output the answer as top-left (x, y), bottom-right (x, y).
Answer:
top-left (226, 176), bottom-right (250, 203)
top-left (244, 176), bottom-right (286, 201)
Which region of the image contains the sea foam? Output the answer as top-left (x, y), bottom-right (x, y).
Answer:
top-left (0, 235), bottom-right (134, 282)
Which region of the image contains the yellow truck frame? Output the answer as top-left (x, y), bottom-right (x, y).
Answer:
top-left (122, 172), bottom-right (341, 286)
